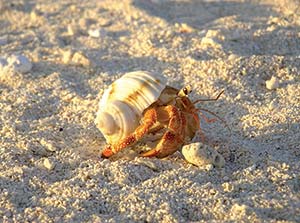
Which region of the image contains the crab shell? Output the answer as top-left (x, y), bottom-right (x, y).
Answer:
top-left (95, 71), bottom-right (167, 145)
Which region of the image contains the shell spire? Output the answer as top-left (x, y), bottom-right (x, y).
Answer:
top-left (95, 71), bottom-right (167, 145)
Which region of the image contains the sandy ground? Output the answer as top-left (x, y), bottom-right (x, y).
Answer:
top-left (1, 0), bottom-right (300, 222)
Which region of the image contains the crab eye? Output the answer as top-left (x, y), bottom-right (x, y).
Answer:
top-left (178, 85), bottom-right (192, 97)
top-left (183, 87), bottom-right (188, 95)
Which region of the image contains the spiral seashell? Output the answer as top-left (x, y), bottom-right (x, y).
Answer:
top-left (95, 71), bottom-right (167, 145)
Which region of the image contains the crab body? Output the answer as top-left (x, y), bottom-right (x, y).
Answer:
top-left (95, 71), bottom-right (201, 158)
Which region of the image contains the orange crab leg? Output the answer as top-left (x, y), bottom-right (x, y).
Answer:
top-left (101, 107), bottom-right (158, 158)
top-left (141, 105), bottom-right (185, 158)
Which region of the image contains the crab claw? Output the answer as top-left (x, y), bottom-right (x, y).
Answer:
top-left (101, 146), bottom-right (114, 158)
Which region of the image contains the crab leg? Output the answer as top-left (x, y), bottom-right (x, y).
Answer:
top-left (101, 107), bottom-right (159, 158)
top-left (141, 105), bottom-right (185, 158)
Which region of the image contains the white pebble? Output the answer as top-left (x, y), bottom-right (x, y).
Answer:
top-left (43, 158), bottom-right (55, 170)
top-left (181, 142), bottom-right (225, 168)
top-left (266, 76), bottom-right (279, 90)
top-left (7, 55), bottom-right (32, 73)
top-left (88, 28), bottom-right (106, 38)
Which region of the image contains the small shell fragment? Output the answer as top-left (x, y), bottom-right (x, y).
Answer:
top-left (88, 28), bottom-right (107, 38)
top-left (181, 142), bottom-right (225, 168)
top-left (43, 158), bottom-right (55, 170)
top-left (7, 55), bottom-right (32, 73)
top-left (266, 76), bottom-right (279, 90)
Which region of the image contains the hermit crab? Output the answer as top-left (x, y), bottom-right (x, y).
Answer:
top-left (95, 71), bottom-right (224, 159)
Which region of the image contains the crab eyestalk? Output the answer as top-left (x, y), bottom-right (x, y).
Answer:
top-left (177, 85), bottom-right (192, 97)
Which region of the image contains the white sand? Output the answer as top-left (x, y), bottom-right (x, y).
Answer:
top-left (1, 0), bottom-right (300, 222)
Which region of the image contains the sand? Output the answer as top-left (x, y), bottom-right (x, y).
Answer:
top-left (0, 0), bottom-right (300, 222)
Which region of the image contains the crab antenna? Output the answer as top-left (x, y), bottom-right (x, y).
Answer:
top-left (192, 90), bottom-right (224, 104)
top-left (197, 107), bottom-right (232, 135)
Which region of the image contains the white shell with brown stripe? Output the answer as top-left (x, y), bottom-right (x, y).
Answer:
top-left (95, 71), bottom-right (167, 145)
